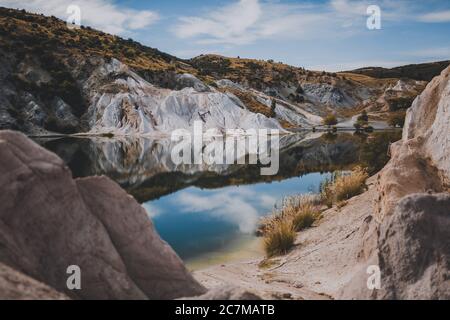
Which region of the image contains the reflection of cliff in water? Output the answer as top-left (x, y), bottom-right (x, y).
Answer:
top-left (35, 131), bottom-right (401, 202)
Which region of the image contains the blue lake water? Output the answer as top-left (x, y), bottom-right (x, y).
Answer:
top-left (35, 131), bottom-right (400, 269)
top-left (144, 173), bottom-right (329, 268)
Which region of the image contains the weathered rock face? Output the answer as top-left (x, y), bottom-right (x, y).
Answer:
top-left (374, 138), bottom-right (444, 221)
top-left (403, 66), bottom-right (450, 186)
top-left (376, 193), bottom-right (450, 300)
top-left (376, 66), bottom-right (450, 219)
top-left (0, 262), bottom-right (69, 300)
top-left (0, 130), bottom-right (205, 300)
top-left (343, 66), bottom-right (450, 299)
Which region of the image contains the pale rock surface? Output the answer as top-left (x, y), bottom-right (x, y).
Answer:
top-left (377, 66), bottom-right (450, 219)
top-left (375, 193), bottom-right (450, 300)
top-left (403, 66), bottom-right (450, 185)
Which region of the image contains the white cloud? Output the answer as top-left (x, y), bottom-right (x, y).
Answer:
top-left (175, 0), bottom-right (261, 44)
top-left (330, 0), bottom-right (368, 16)
top-left (419, 10), bottom-right (450, 23)
top-left (176, 188), bottom-right (276, 233)
top-left (172, 0), bottom-right (419, 46)
top-left (0, 0), bottom-right (159, 35)
top-left (173, 0), bottom-right (331, 45)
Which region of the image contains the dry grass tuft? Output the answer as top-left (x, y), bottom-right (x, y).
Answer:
top-left (260, 168), bottom-right (368, 258)
top-left (292, 202), bottom-right (319, 231)
top-left (320, 167), bottom-right (368, 206)
top-left (333, 167), bottom-right (368, 202)
top-left (261, 194), bottom-right (321, 257)
top-left (263, 220), bottom-right (296, 258)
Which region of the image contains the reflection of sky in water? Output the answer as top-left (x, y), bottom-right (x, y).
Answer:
top-left (143, 172), bottom-right (329, 261)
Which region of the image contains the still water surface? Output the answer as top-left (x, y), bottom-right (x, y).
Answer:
top-left (36, 131), bottom-right (400, 269)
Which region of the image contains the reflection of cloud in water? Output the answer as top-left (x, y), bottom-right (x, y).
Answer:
top-left (176, 188), bottom-right (276, 233)
top-left (142, 203), bottom-right (162, 219)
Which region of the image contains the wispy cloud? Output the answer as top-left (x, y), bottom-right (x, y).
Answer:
top-left (173, 0), bottom-right (450, 46)
top-left (418, 10), bottom-right (450, 23)
top-left (173, 0), bottom-right (332, 45)
top-left (0, 0), bottom-right (159, 35)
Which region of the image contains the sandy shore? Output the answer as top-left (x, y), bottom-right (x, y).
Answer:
top-left (193, 177), bottom-right (378, 300)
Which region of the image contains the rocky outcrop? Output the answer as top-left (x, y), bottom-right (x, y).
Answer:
top-left (0, 130), bottom-right (205, 299)
top-left (85, 59), bottom-right (283, 136)
top-left (376, 66), bottom-right (450, 219)
top-left (342, 66), bottom-right (450, 299)
top-left (376, 193), bottom-right (450, 300)
top-left (403, 66), bottom-right (450, 186)
top-left (0, 262), bottom-right (69, 300)
top-left (0, 8), bottom-right (433, 136)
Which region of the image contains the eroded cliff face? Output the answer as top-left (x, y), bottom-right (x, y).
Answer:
top-left (84, 58), bottom-right (285, 136)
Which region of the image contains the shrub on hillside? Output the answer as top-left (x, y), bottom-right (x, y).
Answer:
top-left (322, 114), bottom-right (338, 127)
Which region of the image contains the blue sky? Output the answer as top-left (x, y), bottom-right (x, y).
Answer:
top-left (2, 0), bottom-right (450, 71)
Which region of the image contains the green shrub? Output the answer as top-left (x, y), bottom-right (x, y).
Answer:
top-left (322, 114), bottom-right (338, 127)
top-left (357, 110), bottom-right (369, 123)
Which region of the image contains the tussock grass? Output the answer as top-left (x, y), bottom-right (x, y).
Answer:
top-left (261, 194), bottom-right (321, 257)
top-left (320, 167), bottom-right (368, 206)
top-left (292, 202), bottom-right (318, 231)
top-left (261, 168), bottom-right (368, 258)
top-left (264, 220), bottom-right (296, 258)
top-left (333, 167), bottom-right (369, 202)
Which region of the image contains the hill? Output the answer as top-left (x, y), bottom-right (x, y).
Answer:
top-left (0, 7), bottom-right (434, 135)
top-left (346, 60), bottom-right (450, 82)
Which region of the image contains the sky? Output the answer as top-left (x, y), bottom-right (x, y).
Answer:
top-left (1, 0), bottom-right (450, 71)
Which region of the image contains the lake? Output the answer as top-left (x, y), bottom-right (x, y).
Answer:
top-left (35, 130), bottom-right (401, 269)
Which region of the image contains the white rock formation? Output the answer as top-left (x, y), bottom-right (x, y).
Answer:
top-left (86, 59), bottom-right (283, 136)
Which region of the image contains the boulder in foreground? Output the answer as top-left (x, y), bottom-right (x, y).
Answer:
top-left (0, 130), bottom-right (206, 299)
